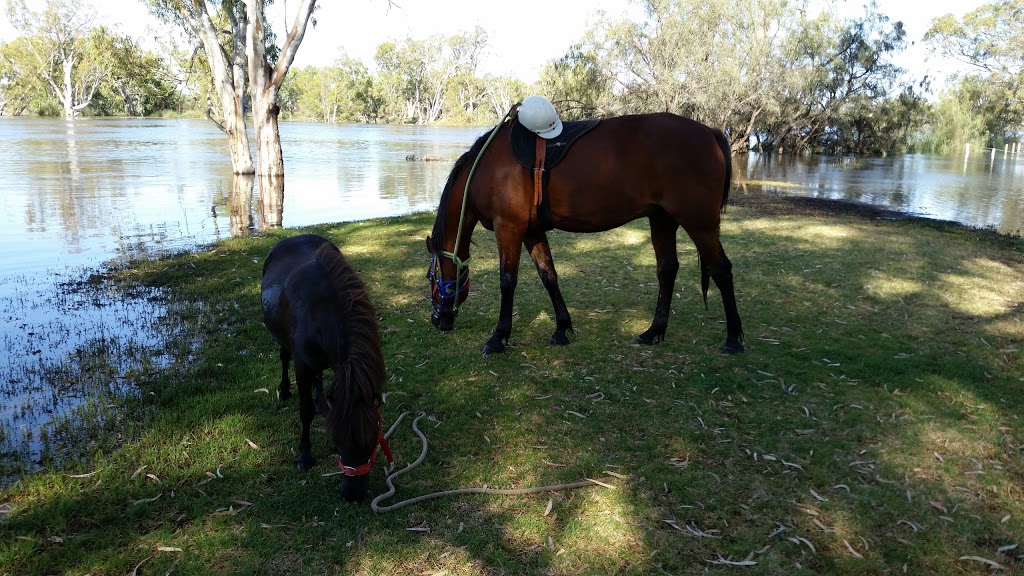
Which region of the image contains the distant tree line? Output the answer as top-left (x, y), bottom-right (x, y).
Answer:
top-left (2, 0), bottom-right (1021, 157)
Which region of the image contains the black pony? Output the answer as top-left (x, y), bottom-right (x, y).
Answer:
top-left (261, 234), bottom-right (388, 501)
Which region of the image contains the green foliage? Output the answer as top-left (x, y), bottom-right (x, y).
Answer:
top-left (917, 82), bottom-right (989, 154)
top-left (1, 1), bottom-right (180, 117)
top-left (85, 28), bottom-right (180, 116)
top-left (536, 44), bottom-right (608, 121)
top-left (924, 0), bottom-right (1024, 149)
top-left (281, 55), bottom-right (376, 123)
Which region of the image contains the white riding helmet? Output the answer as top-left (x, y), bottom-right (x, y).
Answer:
top-left (518, 95), bottom-right (563, 139)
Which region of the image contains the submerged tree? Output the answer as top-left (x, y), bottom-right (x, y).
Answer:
top-left (243, 0), bottom-right (317, 176)
top-left (146, 0), bottom-right (254, 174)
top-left (4, 0), bottom-right (104, 117)
top-left (146, 0), bottom-right (318, 175)
top-left (925, 0), bottom-right (1024, 145)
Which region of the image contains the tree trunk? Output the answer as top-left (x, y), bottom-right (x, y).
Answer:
top-left (229, 174), bottom-right (256, 236)
top-left (181, 3), bottom-right (255, 175)
top-left (253, 101), bottom-right (285, 176)
top-left (244, 0), bottom-right (316, 176)
top-left (62, 56), bottom-right (74, 117)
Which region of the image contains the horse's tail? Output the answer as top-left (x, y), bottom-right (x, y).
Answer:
top-left (713, 129), bottom-right (732, 213)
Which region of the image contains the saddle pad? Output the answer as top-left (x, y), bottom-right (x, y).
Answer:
top-left (510, 118), bottom-right (601, 171)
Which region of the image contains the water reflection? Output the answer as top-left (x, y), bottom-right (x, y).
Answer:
top-left (257, 174), bottom-right (284, 231)
top-left (738, 152), bottom-right (1024, 235)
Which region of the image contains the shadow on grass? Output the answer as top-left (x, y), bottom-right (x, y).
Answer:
top-left (1, 201), bottom-right (1022, 574)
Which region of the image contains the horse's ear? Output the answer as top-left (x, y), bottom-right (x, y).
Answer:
top-left (424, 235), bottom-right (432, 253)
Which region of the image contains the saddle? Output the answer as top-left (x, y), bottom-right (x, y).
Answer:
top-left (510, 118), bottom-right (600, 231)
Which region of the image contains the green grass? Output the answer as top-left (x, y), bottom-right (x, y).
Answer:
top-left (1, 197), bottom-right (1022, 575)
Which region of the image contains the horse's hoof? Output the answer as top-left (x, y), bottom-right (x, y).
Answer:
top-left (277, 388), bottom-right (291, 401)
top-left (634, 332), bottom-right (663, 345)
top-left (721, 341), bottom-right (744, 355)
top-left (482, 339), bottom-right (506, 355)
top-left (296, 455), bottom-right (317, 471)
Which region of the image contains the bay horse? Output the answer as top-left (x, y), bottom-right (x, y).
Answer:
top-left (261, 234), bottom-right (389, 501)
top-left (426, 112), bottom-right (743, 355)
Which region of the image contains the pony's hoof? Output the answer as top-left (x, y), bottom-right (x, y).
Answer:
top-left (548, 331), bottom-right (570, 346)
top-left (277, 388), bottom-right (291, 401)
top-left (721, 341), bottom-right (744, 354)
top-left (296, 455), bottom-right (317, 471)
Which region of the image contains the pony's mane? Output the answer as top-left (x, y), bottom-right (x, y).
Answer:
top-left (313, 242), bottom-right (385, 450)
top-left (430, 127), bottom-right (496, 250)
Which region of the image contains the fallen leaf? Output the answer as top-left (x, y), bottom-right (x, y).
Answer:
top-left (843, 539), bottom-right (863, 558)
top-left (958, 556), bottom-right (1006, 570)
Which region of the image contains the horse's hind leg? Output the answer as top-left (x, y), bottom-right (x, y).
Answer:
top-left (690, 231), bottom-right (744, 354)
top-left (313, 371), bottom-right (327, 416)
top-left (294, 361), bottom-right (319, 470)
top-left (277, 347), bottom-right (292, 401)
top-left (525, 232), bottom-right (574, 346)
top-left (637, 211), bottom-right (680, 345)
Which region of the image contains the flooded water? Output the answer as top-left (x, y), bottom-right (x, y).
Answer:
top-left (0, 118), bottom-right (485, 476)
top-left (1, 117), bottom-right (1022, 479)
top-left (738, 152), bottom-right (1024, 236)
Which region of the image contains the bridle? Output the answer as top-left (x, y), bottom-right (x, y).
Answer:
top-left (337, 409), bottom-right (393, 477)
top-left (428, 252), bottom-right (470, 312)
top-left (428, 101), bottom-right (521, 315)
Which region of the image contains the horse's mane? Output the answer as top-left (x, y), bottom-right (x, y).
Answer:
top-left (313, 242), bottom-right (385, 451)
top-left (430, 127), bottom-right (495, 250)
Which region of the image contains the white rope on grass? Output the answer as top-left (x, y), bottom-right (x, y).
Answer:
top-left (371, 411), bottom-right (611, 513)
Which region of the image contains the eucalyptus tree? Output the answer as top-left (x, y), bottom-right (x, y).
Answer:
top-left (483, 75), bottom-right (529, 122)
top-left (242, 0), bottom-right (316, 176)
top-left (374, 28), bottom-right (487, 124)
top-left (90, 32), bottom-right (178, 116)
top-left (144, 0), bottom-right (317, 175)
top-left (4, 0), bottom-right (105, 117)
top-left (766, 6), bottom-right (910, 154)
top-left (0, 37), bottom-right (46, 115)
top-left (594, 0), bottom-right (796, 153)
top-left (145, 0), bottom-right (254, 173)
top-left (284, 56), bottom-right (374, 123)
top-left (536, 43), bottom-right (610, 120)
top-left (925, 0), bottom-right (1024, 144)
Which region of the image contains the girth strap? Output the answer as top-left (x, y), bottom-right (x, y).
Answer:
top-left (532, 135), bottom-right (547, 227)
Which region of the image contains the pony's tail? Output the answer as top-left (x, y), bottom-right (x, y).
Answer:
top-left (713, 129), bottom-right (732, 213)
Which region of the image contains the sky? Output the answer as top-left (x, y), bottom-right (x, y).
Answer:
top-left (0, 0), bottom-right (988, 88)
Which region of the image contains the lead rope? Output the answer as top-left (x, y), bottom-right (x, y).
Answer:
top-left (440, 102), bottom-right (523, 281)
top-left (371, 411), bottom-right (613, 513)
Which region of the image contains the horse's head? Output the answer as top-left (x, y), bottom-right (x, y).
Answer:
top-left (331, 401), bottom-right (390, 502)
top-left (425, 235), bottom-right (469, 331)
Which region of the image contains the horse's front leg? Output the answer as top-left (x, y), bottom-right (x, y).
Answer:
top-left (637, 212), bottom-right (680, 345)
top-left (294, 362), bottom-right (319, 470)
top-left (483, 231), bottom-right (525, 355)
top-left (524, 232), bottom-right (573, 346)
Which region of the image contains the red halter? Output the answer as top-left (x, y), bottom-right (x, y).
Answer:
top-left (338, 410), bottom-right (393, 477)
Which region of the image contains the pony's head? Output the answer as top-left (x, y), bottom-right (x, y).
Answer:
top-left (326, 388), bottom-right (388, 502)
top-left (425, 235), bottom-right (469, 331)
